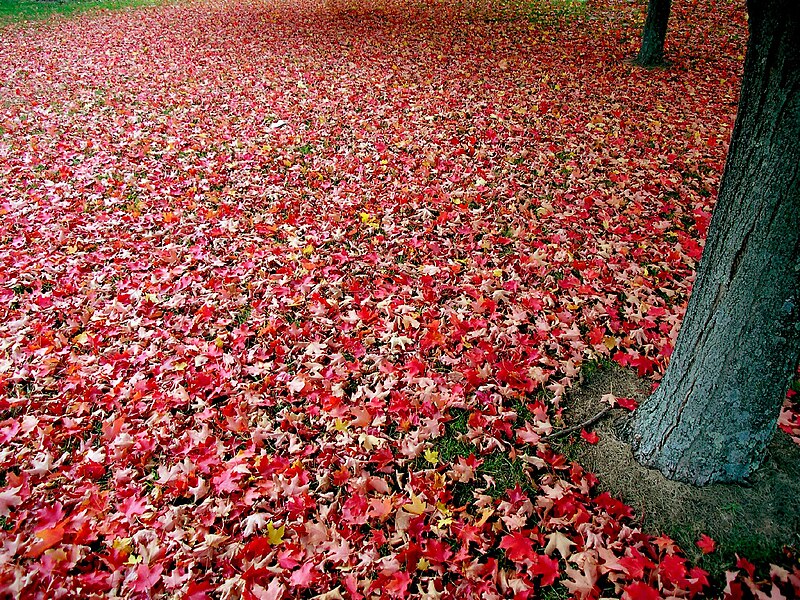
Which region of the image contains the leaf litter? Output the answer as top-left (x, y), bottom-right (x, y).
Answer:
top-left (0, 0), bottom-right (798, 597)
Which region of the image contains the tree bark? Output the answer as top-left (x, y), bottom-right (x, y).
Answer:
top-left (630, 0), bottom-right (800, 485)
top-left (636, 0), bottom-right (672, 67)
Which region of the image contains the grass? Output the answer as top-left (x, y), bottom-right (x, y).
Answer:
top-left (669, 520), bottom-right (781, 581)
top-left (0, 0), bottom-right (165, 24)
top-left (417, 406), bottom-right (536, 506)
top-left (540, 584), bottom-right (571, 600)
top-left (579, 356), bottom-right (615, 384)
top-left (471, 0), bottom-right (587, 26)
top-left (525, 0), bottom-right (587, 25)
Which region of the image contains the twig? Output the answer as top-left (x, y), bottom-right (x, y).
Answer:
top-left (543, 407), bottom-right (613, 442)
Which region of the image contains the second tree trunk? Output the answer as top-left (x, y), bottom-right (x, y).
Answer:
top-left (636, 0), bottom-right (672, 67)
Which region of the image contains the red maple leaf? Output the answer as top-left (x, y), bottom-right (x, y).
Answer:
top-left (617, 397), bottom-right (639, 411)
top-left (499, 531), bottom-right (535, 562)
top-left (622, 582), bottom-right (661, 600)
top-left (385, 571), bottom-right (412, 598)
top-left (530, 554), bottom-right (560, 586)
top-left (618, 548), bottom-right (653, 580)
top-left (696, 534), bottom-right (716, 554)
top-left (659, 554), bottom-right (688, 586)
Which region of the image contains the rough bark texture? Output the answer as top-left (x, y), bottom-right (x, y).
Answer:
top-left (631, 0), bottom-right (800, 485)
top-left (636, 0), bottom-right (672, 67)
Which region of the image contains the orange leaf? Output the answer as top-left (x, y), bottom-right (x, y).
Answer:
top-left (26, 523), bottom-right (65, 558)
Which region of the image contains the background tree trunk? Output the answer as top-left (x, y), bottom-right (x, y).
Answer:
top-left (636, 0), bottom-right (672, 67)
top-left (630, 0), bottom-right (800, 485)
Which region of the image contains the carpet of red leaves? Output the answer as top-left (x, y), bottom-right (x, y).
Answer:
top-left (1, 0), bottom-right (798, 597)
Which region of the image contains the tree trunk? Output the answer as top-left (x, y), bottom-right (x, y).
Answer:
top-left (636, 0), bottom-right (672, 67)
top-left (630, 0), bottom-right (800, 486)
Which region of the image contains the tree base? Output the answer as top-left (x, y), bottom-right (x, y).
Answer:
top-left (632, 56), bottom-right (669, 69)
top-left (558, 364), bottom-right (800, 578)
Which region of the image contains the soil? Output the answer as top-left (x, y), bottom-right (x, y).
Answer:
top-left (557, 363), bottom-right (800, 576)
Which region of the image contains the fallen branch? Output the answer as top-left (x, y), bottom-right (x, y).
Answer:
top-left (543, 407), bottom-right (613, 442)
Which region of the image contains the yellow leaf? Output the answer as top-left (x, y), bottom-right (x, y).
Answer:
top-left (492, 269), bottom-right (503, 278)
top-left (603, 336), bottom-right (618, 350)
top-left (424, 449), bottom-right (439, 465)
top-left (43, 548), bottom-right (68, 563)
top-left (437, 516), bottom-right (453, 529)
top-left (416, 558), bottom-right (431, 571)
top-left (359, 212), bottom-right (380, 228)
top-left (476, 507), bottom-right (494, 527)
top-left (359, 433), bottom-right (382, 450)
top-left (403, 494), bottom-right (427, 515)
top-left (302, 244), bottom-right (314, 256)
top-left (124, 553), bottom-right (142, 565)
top-left (333, 418), bottom-right (349, 432)
top-left (112, 537), bottom-right (133, 553)
top-left (267, 522), bottom-right (285, 545)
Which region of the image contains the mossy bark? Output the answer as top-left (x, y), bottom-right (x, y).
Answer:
top-left (636, 0), bottom-right (672, 67)
top-left (631, 0), bottom-right (800, 485)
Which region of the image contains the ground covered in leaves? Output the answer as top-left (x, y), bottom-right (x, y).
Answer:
top-left (1, 0), bottom-right (798, 598)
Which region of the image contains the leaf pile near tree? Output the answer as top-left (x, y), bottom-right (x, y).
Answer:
top-left (0, 0), bottom-right (797, 598)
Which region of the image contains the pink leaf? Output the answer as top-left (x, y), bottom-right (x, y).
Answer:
top-left (130, 563), bottom-right (163, 593)
top-left (0, 486), bottom-right (22, 517)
